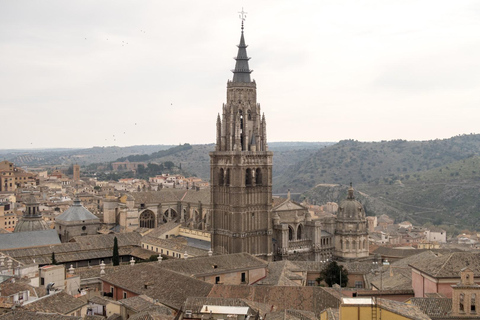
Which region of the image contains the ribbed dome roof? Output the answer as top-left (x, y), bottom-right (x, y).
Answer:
top-left (337, 185), bottom-right (365, 219)
top-left (56, 199), bottom-right (99, 222)
top-left (14, 217), bottom-right (48, 233)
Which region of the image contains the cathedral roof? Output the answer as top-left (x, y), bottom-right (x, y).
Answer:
top-left (56, 199), bottom-right (99, 222)
top-left (232, 23), bottom-right (252, 83)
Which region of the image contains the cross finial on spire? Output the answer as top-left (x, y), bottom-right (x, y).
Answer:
top-left (239, 8), bottom-right (247, 31)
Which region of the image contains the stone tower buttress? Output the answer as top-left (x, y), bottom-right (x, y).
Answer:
top-left (210, 23), bottom-right (273, 261)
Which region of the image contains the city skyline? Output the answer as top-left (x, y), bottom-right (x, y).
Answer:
top-left (1, 0), bottom-right (479, 149)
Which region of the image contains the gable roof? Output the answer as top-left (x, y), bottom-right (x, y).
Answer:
top-left (100, 263), bottom-right (214, 310)
top-left (255, 261), bottom-right (305, 286)
top-left (407, 298), bottom-right (452, 318)
top-left (208, 285), bottom-right (341, 316)
top-left (22, 291), bottom-right (87, 314)
top-left (157, 253), bottom-right (267, 277)
top-left (409, 252), bottom-right (480, 278)
top-left (0, 311), bottom-right (82, 320)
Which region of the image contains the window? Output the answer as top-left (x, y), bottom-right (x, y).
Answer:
top-left (241, 272), bottom-right (246, 283)
top-left (307, 280), bottom-right (316, 286)
top-left (219, 168), bottom-right (224, 185)
top-left (245, 169), bottom-right (252, 186)
top-left (255, 168), bottom-right (262, 185)
top-left (355, 281), bottom-right (363, 288)
top-left (40, 277), bottom-right (45, 285)
top-left (460, 293), bottom-right (465, 312)
top-left (123, 291), bottom-right (127, 299)
top-left (215, 276), bottom-right (220, 284)
top-left (472, 293), bottom-right (476, 312)
top-left (110, 287), bottom-right (114, 294)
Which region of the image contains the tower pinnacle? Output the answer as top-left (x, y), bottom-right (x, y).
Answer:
top-left (232, 8), bottom-right (252, 83)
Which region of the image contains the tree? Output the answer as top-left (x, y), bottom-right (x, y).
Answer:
top-left (51, 252), bottom-right (57, 265)
top-left (316, 261), bottom-right (348, 287)
top-left (112, 237), bottom-right (120, 266)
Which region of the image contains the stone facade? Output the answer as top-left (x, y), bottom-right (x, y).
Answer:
top-left (334, 185), bottom-right (369, 261)
top-left (210, 26), bottom-right (273, 260)
top-left (451, 268), bottom-right (480, 317)
top-left (272, 197), bottom-right (334, 262)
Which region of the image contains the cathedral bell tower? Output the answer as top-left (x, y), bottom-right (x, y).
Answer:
top-left (210, 17), bottom-right (273, 260)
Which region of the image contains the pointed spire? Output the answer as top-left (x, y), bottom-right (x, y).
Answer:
top-left (232, 13), bottom-right (253, 83)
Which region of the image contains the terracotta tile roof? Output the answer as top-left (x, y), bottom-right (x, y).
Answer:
top-left (100, 263), bottom-right (214, 310)
top-left (158, 253), bottom-right (267, 277)
top-left (255, 261), bottom-right (304, 286)
top-left (0, 280), bottom-right (36, 297)
top-left (374, 298), bottom-right (431, 320)
top-left (143, 222), bottom-right (180, 238)
top-left (22, 291), bottom-right (87, 314)
top-left (119, 295), bottom-right (173, 314)
top-left (128, 311), bottom-right (175, 320)
top-left (409, 252), bottom-right (480, 278)
top-left (408, 298), bottom-right (452, 318)
top-left (208, 285), bottom-right (341, 316)
top-left (0, 311), bottom-right (82, 320)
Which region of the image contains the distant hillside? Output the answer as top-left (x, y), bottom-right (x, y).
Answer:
top-left (274, 134), bottom-right (480, 194)
top-left (302, 155), bottom-right (480, 229)
top-left (1, 145), bottom-right (175, 167)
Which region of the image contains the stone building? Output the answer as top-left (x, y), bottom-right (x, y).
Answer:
top-left (55, 198), bottom-right (101, 242)
top-left (272, 196), bottom-right (334, 262)
top-left (451, 267), bottom-right (480, 317)
top-left (334, 184), bottom-right (369, 261)
top-left (14, 193), bottom-right (48, 233)
top-left (210, 21), bottom-right (273, 260)
top-left (103, 189), bottom-right (211, 233)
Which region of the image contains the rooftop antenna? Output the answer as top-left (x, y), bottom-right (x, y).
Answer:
top-left (238, 7), bottom-right (247, 31)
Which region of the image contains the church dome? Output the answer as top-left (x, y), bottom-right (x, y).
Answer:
top-left (14, 192), bottom-right (48, 233)
top-left (56, 199), bottom-right (99, 222)
top-left (337, 184), bottom-right (365, 220)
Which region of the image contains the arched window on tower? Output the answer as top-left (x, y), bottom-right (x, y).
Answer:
top-left (288, 226), bottom-right (294, 241)
top-left (239, 110), bottom-right (244, 150)
top-left (297, 224), bottom-right (303, 240)
top-left (246, 169), bottom-right (252, 186)
top-left (255, 168), bottom-right (262, 185)
top-left (247, 109), bottom-right (252, 120)
top-left (363, 239), bottom-right (366, 249)
top-left (225, 169), bottom-right (230, 186)
top-left (219, 168), bottom-right (224, 185)
top-left (346, 240), bottom-right (350, 251)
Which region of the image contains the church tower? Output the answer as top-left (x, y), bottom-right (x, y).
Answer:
top-left (334, 184), bottom-right (369, 261)
top-left (210, 17), bottom-right (273, 260)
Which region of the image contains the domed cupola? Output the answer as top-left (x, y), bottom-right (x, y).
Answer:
top-left (338, 183), bottom-right (365, 220)
top-left (14, 193), bottom-right (49, 233)
top-left (334, 183), bottom-right (369, 261)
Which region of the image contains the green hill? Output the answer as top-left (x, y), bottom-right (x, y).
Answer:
top-left (274, 134), bottom-right (480, 194)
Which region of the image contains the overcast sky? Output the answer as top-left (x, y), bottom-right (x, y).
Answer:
top-left (1, 1), bottom-right (480, 149)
